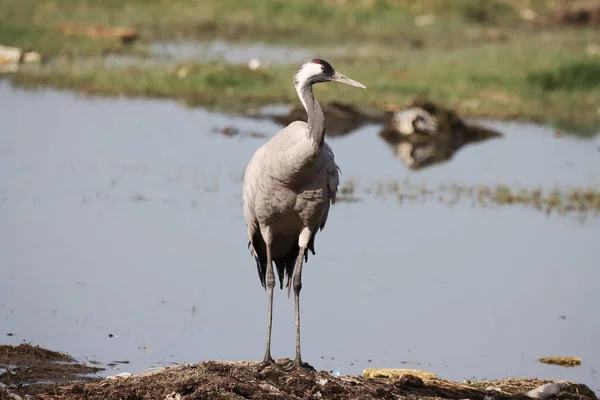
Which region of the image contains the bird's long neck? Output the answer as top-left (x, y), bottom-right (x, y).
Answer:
top-left (296, 82), bottom-right (325, 147)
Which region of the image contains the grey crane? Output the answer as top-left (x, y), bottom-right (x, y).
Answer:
top-left (242, 59), bottom-right (366, 369)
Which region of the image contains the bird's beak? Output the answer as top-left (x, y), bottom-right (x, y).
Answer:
top-left (331, 71), bottom-right (367, 89)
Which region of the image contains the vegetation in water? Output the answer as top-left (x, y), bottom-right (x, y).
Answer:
top-left (537, 356), bottom-right (582, 367)
top-left (337, 179), bottom-right (600, 219)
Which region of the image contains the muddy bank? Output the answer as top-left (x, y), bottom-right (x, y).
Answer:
top-left (1, 354), bottom-right (598, 400)
top-left (0, 344), bottom-right (103, 398)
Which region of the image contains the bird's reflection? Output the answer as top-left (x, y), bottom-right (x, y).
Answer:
top-left (256, 98), bottom-right (501, 170)
top-left (379, 99), bottom-right (502, 170)
top-left (259, 101), bottom-right (387, 137)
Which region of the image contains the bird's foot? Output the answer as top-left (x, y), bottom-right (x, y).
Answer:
top-left (292, 358), bottom-right (315, 373)
top-left (258, 355), bottom-right (277, 371)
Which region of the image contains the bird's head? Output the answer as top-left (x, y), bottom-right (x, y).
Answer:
top-left (294, 59), bottom-right (366, 90)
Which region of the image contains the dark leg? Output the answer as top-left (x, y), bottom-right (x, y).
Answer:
top-left (293, 250), bottom-right (305, 367)
top-left (261, 241), bottom-right (276, 367)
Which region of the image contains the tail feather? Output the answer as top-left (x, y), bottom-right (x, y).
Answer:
top-left (250, 231), bottom-right (319, 296)
top-left (275, 242), bottom-right (298, 298)
top-left (250, 232), bottom-right (268, 289)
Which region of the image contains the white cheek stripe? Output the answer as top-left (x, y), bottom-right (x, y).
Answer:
top-left (294, 62), bottom-right (323, 89)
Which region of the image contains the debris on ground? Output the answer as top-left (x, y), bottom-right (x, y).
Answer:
top-left (106, 372), bottom-right (133, 380)
top-left (0, 45), bottom-right (41, 73)
top-left (248, 58), bottom-right (261, 71)
top-left (520, 8), bottom-right (537, 21)
top-left (1, 349), bottom-right (597, 400)
top-left (56, 23), bottom-right (138, 43)
top-left (379, 98), bottom-right (502, 170)
top-left (414, 14), bottom-right (435, 27)
top-left (537, 356), bottom-right (582, 367)
top-left (363, 368), bottom-right (438, 380)
top-left (526, 381), bottom-right (571, 399)
top-left (477, 378), bottom-right (597, 400)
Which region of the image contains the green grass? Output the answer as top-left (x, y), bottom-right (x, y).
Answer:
top-left (12, 63), bottom-right (285, 107)
top-left (0, 21), bottom-right (106, 57)
top-left (1, 0), bottom-right (599, 135)
top-left (0, 0), bottom-right (590, 53)
top-left (0, 0), bottom-right (525, 47)
top-left (527, 60), bottom-right (600, 91)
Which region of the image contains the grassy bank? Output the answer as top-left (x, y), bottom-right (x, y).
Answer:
top-left (0, 0), bottom-right (540, 50)
top-left (1, 0), bottom-right (599, 134)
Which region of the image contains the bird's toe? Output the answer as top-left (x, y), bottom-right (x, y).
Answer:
top-left (258, 357), bottom-right (277, 371)
top-left (292, 359), bottom-right (315, 373)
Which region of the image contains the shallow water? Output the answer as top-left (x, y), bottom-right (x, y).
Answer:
top-left (151, 39), bottom-right (316, 66)
top-left (1, 81), bottom-right (599, 392)
top-left (32, 39), bottom-right (322, 72)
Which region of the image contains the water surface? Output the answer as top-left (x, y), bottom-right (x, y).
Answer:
top-left (151, 39), bottom-right (316, 66)
top-left (0, 82), bottom-right (599, 392)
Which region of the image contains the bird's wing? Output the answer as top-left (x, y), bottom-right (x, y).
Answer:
top-left (305, 147), bottom-right (339, 259)
top-left (316, 141), bottom-right (340, 234)
top-left (242, 151), bottom-right (260, 253)
top-left (323, 141), bottom-right (340, 206)
top-left (242, 122), bottom-right (305, 241)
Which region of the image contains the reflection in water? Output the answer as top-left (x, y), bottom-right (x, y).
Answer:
top-left (379, 99), bottom-right (502, 170)
top-left (259, 101), bottom-right (388, 137)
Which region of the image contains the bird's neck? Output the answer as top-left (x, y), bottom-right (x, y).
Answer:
top-left (296, 84), bottom-right (325, 147)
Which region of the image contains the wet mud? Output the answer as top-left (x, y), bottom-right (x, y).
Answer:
top-left (0, 344), bottom-right (103, 398)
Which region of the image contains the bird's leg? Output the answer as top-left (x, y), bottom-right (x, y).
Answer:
top-left (293, 249), bottom-right (306, 368)
top-left (261, 242), bottom-right (276, 368)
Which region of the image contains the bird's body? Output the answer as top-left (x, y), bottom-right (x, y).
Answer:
top-left (243, 120), bottom-right (339, 292)
top-left (242, 59), bottom-right (365, 369)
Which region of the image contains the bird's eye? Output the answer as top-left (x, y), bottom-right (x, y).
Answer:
top-left (320, 65), bottom-right (326, 72)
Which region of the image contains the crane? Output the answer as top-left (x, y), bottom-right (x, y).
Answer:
top-left (242, 59), bottom-right (366, 369)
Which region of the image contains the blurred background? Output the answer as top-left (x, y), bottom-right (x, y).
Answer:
top-left (1, 0), bottom-right (599, 395)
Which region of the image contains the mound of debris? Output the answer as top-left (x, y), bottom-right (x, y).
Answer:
top-left (2, 357), bottom-right (597, 400)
